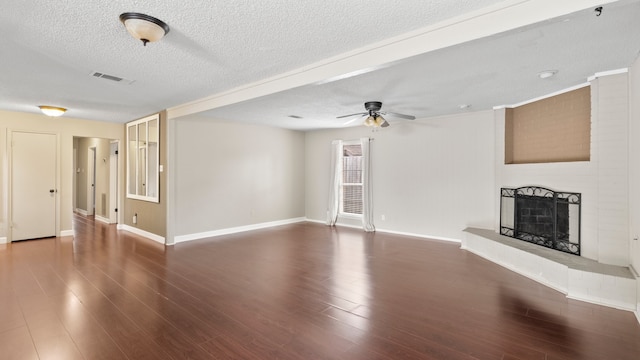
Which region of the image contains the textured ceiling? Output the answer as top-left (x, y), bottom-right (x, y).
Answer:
top-left (195, 0), bottom-right (640, 130)
top-left (1, 0), bottom-right (639, 129)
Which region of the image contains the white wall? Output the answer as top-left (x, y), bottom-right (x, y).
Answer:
top-left (172, 118), bottom-right (305, 238)
top-left (0, 110), bottom-right (124, 239)
top-left (305, 110), bottom-right (495, 241)
top-left (496, 73), bottom-right (630, 266)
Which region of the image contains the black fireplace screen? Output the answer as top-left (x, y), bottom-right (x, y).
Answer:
top-left (500, 186), bottom-right (581, 255)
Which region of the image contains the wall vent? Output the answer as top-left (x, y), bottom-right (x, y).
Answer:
top-left (90, 71), bottom-right (135, 85)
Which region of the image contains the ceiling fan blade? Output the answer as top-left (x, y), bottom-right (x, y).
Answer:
top-left (336, 112), bottom-right (367, 119)
top-left (342, 115), bottom-right (366, 126)
top-left (383, 112), bottom-right (416, 120)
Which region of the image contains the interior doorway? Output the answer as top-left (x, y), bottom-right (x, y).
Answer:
top-left (73, 137), bottom-right (118, 224)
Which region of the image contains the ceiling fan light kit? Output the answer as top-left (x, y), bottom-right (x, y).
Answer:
top-left (364, 116), bottom-right (376, 127)
top-left (119, 12), bottom-right (170, 46)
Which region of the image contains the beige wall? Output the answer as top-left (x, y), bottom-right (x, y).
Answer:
top-left (305, 111), bottom-right (496, 241)
top-left (169, 118), bottom-right (305, 240)
top-left (0, 110), bottom-right (124, 240)
top-left (123, 111), bottom-right (168, 237)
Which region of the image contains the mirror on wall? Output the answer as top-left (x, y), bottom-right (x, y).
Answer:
top-left (126, 114), bottom-right (159, 202)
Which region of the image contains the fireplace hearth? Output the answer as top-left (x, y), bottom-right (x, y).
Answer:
top-left (500, 186), bottom-right (581, 255)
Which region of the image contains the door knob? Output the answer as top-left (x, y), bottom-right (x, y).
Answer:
top-left (49, 189), bottom-right (55, 193)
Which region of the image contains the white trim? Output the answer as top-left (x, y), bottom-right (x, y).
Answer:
top-left (94, 215), bottom-right (110, 224)
top-left (587, 68), bottom-right (628, 82)
top-left (0, 237), bottom-right (6, 244)
top-left (306, 218), bottom-right (462, 243)
top-left (376, 227), bottom-right (461, 243)
top-left (118, 224), bottom-right (165, 244)
top-left (306, 218), bottom-right (325, 224)
top-left (59, 230), bottom-right (74, 237)
top-left (75, 208), bottom-right (88, 216)
top-left (126, 114), bottom-right (160, 204)
top-left (494, 82), bottom-right (590, 109)
top-left (174, 217), bottom-right (307, 244)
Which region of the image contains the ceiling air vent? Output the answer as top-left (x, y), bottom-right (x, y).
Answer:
top-left (90, 71), bottom-right (135, 85)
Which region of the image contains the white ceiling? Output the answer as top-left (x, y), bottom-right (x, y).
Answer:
top-left (1, 0), bottom-right (639, 130)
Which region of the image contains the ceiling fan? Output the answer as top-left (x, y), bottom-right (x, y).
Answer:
top-left (337, 101), bottom-right (415, 128)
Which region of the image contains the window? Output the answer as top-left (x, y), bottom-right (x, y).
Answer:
top-left (126, 114), bottom-right (160, 202)
top-left (341, 143), bottom-right (363, 215)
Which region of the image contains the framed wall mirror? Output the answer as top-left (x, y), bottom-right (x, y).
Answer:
top-left (126, 114), bottom-right (159, 202)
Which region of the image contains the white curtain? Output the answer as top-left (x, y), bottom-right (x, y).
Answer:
top-left (361, 137), bottom-right (375, 232)
top-left (326, 140), bottom-right (342, 226)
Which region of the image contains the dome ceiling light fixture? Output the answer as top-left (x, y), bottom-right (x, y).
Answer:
top-left (119, 12), bottom-right (170, 46)
top-left (38, 105), bottom-right (67, 117)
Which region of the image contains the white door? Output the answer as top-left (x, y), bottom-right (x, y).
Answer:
top-left (11, 132), bottom-right (57, 241)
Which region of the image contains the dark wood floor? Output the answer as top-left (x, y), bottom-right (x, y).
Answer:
top-left (1, 215), bottom-right (639, 360)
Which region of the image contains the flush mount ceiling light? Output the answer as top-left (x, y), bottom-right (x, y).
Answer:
top-left (38, 105), bottom-right (67, 117)
top-left (119, 12), bottom-right (170, 46)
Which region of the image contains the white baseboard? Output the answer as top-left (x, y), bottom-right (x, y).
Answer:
top-left (60, 230), bottom-right (74, 237)
top-left (75, 208), bottom-right (88, 216)
top-left (94, 215), bottom-right (110, 224)
top-left (174, 217), bottom-right (307, 244)
top-left (306, 218), bottom-right (462, 243)
top-left (376, 228), bottom-right (461, 243)
top-left (306, 218), bottom-right (326, 224)
top-left (118, 224), bottom-right (165, 244)
top-left (0, 237), bottom-right (6, 244)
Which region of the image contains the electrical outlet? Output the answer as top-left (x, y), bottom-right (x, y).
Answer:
top-left (133, 213), bottom-right (137, 224)
top-left (381, 214), bottom-right (386, 221)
